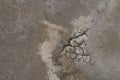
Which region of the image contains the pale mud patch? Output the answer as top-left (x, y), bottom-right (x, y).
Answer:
top-left (38, 20), bottom-right (68, 80)
top-left (38, 20), bottom-right (85, 80)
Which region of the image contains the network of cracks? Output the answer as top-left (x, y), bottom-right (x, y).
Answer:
top-left (52, 28), bottom-right (91, 80)
top-left (53, 27), bottom-right (91, 68)
top-left (61, 28), bottom-right (91, 66)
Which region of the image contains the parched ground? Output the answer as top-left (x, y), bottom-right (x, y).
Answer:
top-left (0, 0), bottom-right (120, 80)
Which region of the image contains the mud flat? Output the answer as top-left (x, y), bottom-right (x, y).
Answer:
top-left (0, 0), bottom-right (120, 80)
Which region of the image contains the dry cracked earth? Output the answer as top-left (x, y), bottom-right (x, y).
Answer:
top-left (0, 0), bottom-right (120, 80)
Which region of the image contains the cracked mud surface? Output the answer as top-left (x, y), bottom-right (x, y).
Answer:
top-left (0, 0), bottom-right (120, 80)
top-left (60, 27), bottom-right (90, 64)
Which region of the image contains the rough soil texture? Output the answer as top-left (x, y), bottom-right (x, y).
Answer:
top-left (0, 0), bottom-right (120, 80)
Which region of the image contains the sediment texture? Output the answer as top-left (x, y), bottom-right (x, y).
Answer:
top-left (0, 0), bottom-right (120, 80)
